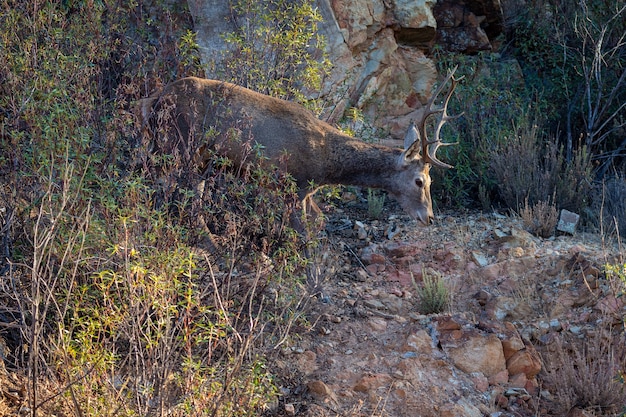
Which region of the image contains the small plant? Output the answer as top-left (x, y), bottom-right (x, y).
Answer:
top-left (594, 176), bottom-right (626, 237)
top-left (540, 331), bottom-right (626, 415)
top-left (367, 188), bottom-right (386, 219)
top-left (413, 268), bottom-right (449, 314)
top-left (519, 197), bottom-right (558, 238)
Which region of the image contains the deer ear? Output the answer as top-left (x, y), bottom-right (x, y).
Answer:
top-left (403, 121), bottom-right (421, 161)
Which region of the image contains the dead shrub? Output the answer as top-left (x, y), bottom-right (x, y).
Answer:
top-left (519, 197), bottom-right (558, 237)
top-left (592, 175), bottom-right (626, 238)
top-left (490, 122), bottom-right (592, 213)
top-left (539, 331), bottom-right (626, 415)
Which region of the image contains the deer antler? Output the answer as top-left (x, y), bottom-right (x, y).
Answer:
top-left (407, 66), bottom-right (463, 169)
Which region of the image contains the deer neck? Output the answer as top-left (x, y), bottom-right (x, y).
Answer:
top-left (323, 138), bottom-right (402, 190)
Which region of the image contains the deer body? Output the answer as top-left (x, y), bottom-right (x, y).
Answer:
top-left (138, 71), bottom-right (460, 225)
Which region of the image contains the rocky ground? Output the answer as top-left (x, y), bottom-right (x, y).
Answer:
top-left (0, 195), bottom-right (624, 417)
top-left (271, 196), bottom-right (626, 417)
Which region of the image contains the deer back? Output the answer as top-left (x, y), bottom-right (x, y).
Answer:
top-left (137, 70), bottom-right (461, 225)
top-left (138, 77), bottom-right (379, 190)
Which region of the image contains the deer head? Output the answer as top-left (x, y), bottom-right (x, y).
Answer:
top-left (136, 67), bottom-right (462, 226)
top-left (389, 67), bottom-right (463, 224)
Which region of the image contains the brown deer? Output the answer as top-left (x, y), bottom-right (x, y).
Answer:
top-left (137, 68), bottom-right (462, 225)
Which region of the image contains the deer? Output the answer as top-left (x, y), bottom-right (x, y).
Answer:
top-left (136, 67), bottom-right (462, 226)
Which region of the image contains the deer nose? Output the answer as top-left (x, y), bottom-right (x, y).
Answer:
top-left (416, 209), bottom-right (433, 226)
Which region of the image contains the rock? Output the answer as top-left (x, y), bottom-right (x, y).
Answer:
top-left (403, 329), bottom-right (433, 354)
top-left (445, 331), bottom-right (507, 377)
top-left (435, 316), bottom-right (462, 331)
top-left (307, 380), bottom-right (334, 398)
top-left (485, 296), bottom-right (518, 321)
top-left (353, 373), bottom-right (393, 393)
top-left (439, 400), bottom-right (484, 417)
top-left (508, 372), bottom-right (527, 388)
top-left (557, 209), bottom-right (580, 234)
top-left (433, 0), bottom-right (503, 53)
top-left (363, 298), bottom-right (386, 310)
top-left (595, 294), bottom-right (625, 317)
top-left (499, 323), bottom-right (525, 360)
top-left (367, 316), bottom-right (388, 332)
top-left (296, 350), bottom-right (319, 375)
top-left (284, 403), bottom-right (296, 415)
top-left (470, 372), bottom-right (489, 391)
top-left (471, 250), bottom-right (490, 267)
top-left (505, 343), bottom-right (541, 379)
top-left (189, 0), bottom-right (504, 134)
top-left (360, 244), bottom-right (386, 265)
top-left (354, 220), bottom-right (368, 239)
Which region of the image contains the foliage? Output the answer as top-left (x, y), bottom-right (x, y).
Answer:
top-left (489, 121), bottom-right (592, 213)
top-left (433, 0), bottom-right (625, 212)
top-left (519, 197), bottom-right (558, 238)
top-left (367, 188), bottom-right (386, 220)
top-left (593, 176), bottom-right (626, 237)
top-left (432, 51), bottom-right (538, 208)
top-left (413, 269), bottom-right (449, 315)
top-left (0, 0), bottom-right (320, 415)
top-left (433, 50), bottom-right (594, 213)
top-left (540, 331), bottom-right (626, 415)
top-left (217, 0), bottom-right (331, 112)
top-left (509, 0), bottom-right (626, 175)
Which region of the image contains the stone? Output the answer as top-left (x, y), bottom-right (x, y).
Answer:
top-left (508, 372), bottom-right (528, 388)
top-left (433, 0), bottom-right (500, 53)
top-left (307, 380), bottom-right (334, 397)
top-left (557, 209), bottom-right (580, 234)
top-left (189, 0), bottom-right (504, 135)
top-left (353, 373), bottom-right (393, 392)
top-left (445, 332), bottom-right (507, 377)
top-left (500, 323), bottom-right (525, 360)
top-left (470, 372), bottom-right (489, 391)
top-left (367, 316), bottom-right (388, 332)
top-left (505, 343), bottom-right (541, 379)
top-left (471, 250), bottom-right (490, 267)
top-left (404, 329), bottom-right (433, 354)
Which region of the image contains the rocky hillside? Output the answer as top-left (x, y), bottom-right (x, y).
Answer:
top-left (191, 0), bottom-right (505, 137)
top-left (270, 198), bottom-right (625, 416)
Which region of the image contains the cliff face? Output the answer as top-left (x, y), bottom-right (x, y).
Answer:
top-left (189, 0), bottom-right (503, 137)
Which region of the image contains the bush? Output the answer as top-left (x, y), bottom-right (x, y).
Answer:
top-left (540, 331), bottom-right (626, 415)
top-left (431, 51), bottom-right (547, 209)
top-left (593, 176), bottom-right (626, 237)
top-left (367, 188), bottom-right (386, 219)
top-left (217, 0), bottom-right (330, 112)
top-left (413, 268), bottom-right (449, 315)
top-left (519, 197), bottom-right (558, 238)
top-left (0, 1), bottom-right (320, 415)
top-left (490, 121), bottom-right (592, 213)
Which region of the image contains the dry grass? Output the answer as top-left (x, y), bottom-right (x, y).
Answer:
top-left (539, 330), bottom-right (626, 416)
top-left (519, 197), bottom-right (558, 238)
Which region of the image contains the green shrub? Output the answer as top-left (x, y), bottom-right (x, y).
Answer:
top-left (0, 1), bottom-right (320, 415)
top-left (367, 188), bottom-right (386, 219)
top-left (217, 0), bottom-right (331, 112)
top-left (431, 51), bottom-right (540, 209)
top-left (413, 269), bottom-right (449, 315)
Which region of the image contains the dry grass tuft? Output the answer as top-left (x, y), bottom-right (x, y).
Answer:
top-left (540, 330), bottom-right (626, 415)
top-left (519, 197), bottom-right (558, 238)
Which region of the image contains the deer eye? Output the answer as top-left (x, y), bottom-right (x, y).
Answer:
top-left (415, 178), bottom-right (424, 188)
